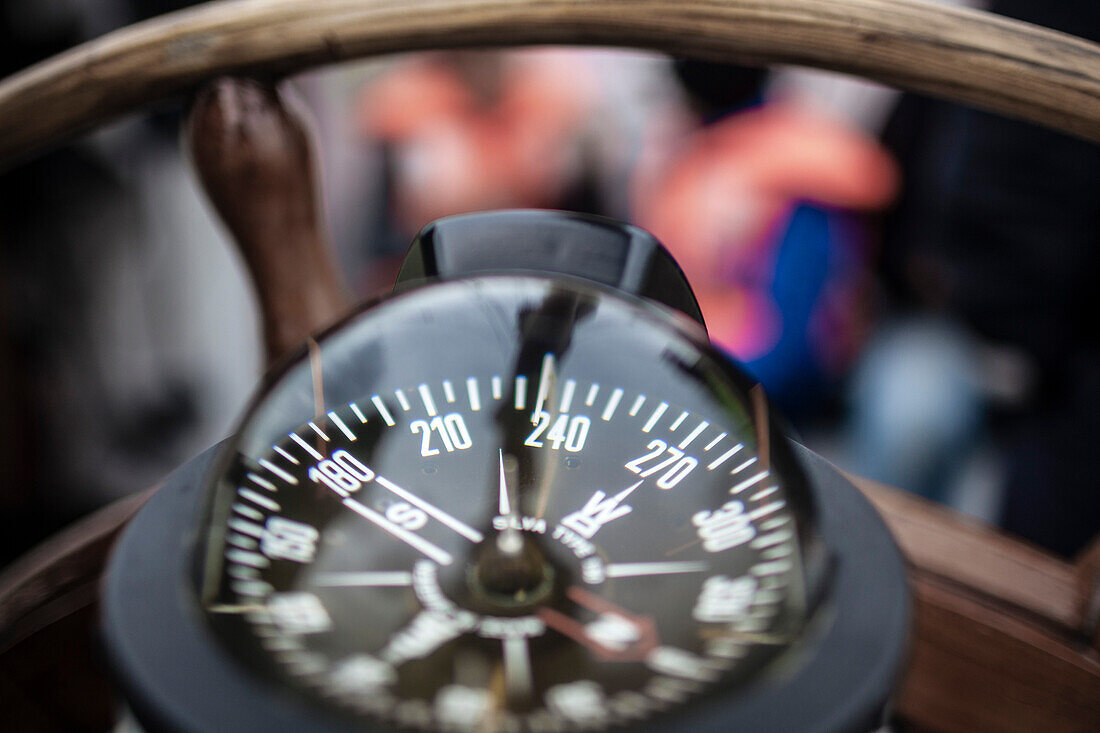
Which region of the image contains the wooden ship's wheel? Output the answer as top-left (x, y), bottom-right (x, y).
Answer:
top-left (0, 1), bottom-right (1097, 731)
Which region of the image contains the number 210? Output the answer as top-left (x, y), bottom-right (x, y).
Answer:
top-left (410, 414), bottom-right (473, 457)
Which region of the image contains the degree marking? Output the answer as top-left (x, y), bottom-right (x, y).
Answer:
top-left (443, 380), bottom-right (456, 403)
top-left (291, 432), bottom-right (324, 461)
top-left (734, 618), bottom-right (770, 634)
top-left (350, 402), bottom-right (368, 423)
top-left (704, 432), bottom-right (728, 451)
top-left (285, 658), bottom-right (325, 675)
top-left (375, 475), bottom-right (484, 543)
top-left (418, 384), bottom-right (438, 417)
top-left (707, 444), bottom-right (744, 471)
top-left (642, 402), bottom-right (669, 433)
top-left (226, 549), bottom-right (269, 569)
top-left (647, 677), bottom-right (697, 703)
top-left (751, 559), bottom-right (792, 576)
top-left (232, 581), bottom-right (270, 597)
top-left (760, 516), bottom-right (791, 531)
top-left (749, 501), bottom-right (787, 520)
top-left (750, 486), bottom-right (779, 501)
top-left (227, 533), bottom-right (257, 550)
top-left (308, 421), bottom-right (330, 441)
top-left (328, 411), bottom-right (357, 441)
top-left (585, 383), bottom-right (599, 407)
top-left (629, 395), bottom-right (646, 416)
top-left (247, 472), bottom-right (276, 491)
top-left (731, 470), bottom-right (770, 494)
top-left (372, 395), bottom-right (396, 426)
top-left (752, 588), bottom-right (786, 603)
top-left (601, 388), bottom-right (624, 421)
top-left (467, 377), bottom-right (481, 411)
top-left (207, 603), bottom-right (266, 615)
top-left (752, 530), bottom-right (793, 550)
top-left (492, 376), bottom-right (503, 400)
top-left (762, 546), bottom-right (793, 560)
top-left (394, 389), bottom-right (411, 412)
top-left (258, 459), bottom-right (297, 485)
top-left (514, 376), bottom-right (527, 410)
top-left (732, 456), bottom-right (758, 474)
top-left (273, 446), bottom-right (300, 465)
top-left (227, 565), bottom-right (258, 580)
top-left (232, 503), bottom-right (264, 521)
top-left (669, 411), bottom-right (689, 431)
top-left (559, 379), bottom-right (576, 413)
top-left (238, 488), bottom-right (280, 512)
top-left (228, 518), bottom-right (264, 538)
top-left (679, 421), bottom-right (709, 449)
top-left (750, 530), bottom-right (793, 549)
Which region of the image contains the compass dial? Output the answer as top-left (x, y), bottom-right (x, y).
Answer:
top-left (201, 275), bottom-right (817, 731)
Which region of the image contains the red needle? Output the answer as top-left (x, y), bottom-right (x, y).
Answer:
top-left (536, 586), bottom-right (659, 662)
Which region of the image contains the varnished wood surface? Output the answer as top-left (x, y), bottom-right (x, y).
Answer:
top-left (851, 476), bottom-right (1100, 732)
top-left (0, 489), bottom-right (152, 654)
top-left (1074, 535), bottom-right (1100, 652)
top-left (852, 473), bottom-right (1082, 631)
top-left (0, 492), bottom-right (153, 730)
top-left (900, 575), bottom-right (1100, 733)
top-left (2, 0), bottom-right (1100, 167)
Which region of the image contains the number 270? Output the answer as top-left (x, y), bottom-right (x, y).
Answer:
top-left (624, 439), bottom-right (698, 489)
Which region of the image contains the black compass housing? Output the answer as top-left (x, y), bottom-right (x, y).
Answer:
top-left (397, 209), bottom-right (706, 329)
top-left (101, 210), bottom-right (909, 733)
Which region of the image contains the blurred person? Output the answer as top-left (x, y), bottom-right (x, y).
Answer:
top-left (865, 0), bottom-right (1100, 556)
top-left (844, 315), bottom-right (992, 507)
top-left (353, 49), bottom-right (601, 293)
top-left (632, 62), bottom-right (899, 421)
top-left (759, 0), bottom-right (999, 512)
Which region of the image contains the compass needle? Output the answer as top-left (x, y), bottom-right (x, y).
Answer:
top-left (498, 449), bottom-right (512, 517)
